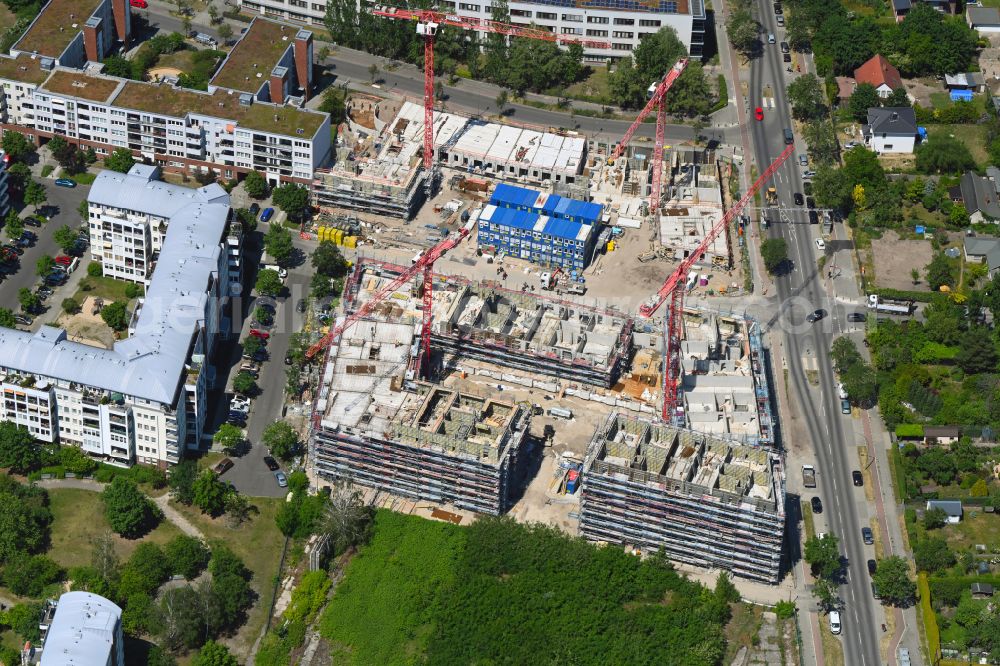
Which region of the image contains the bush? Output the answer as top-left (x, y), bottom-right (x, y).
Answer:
top-left (87, 262), bottom-right (103, 277)
top-left (165, 535), bottom-right (210, 580)
top-left (124, 283), bottom-right (141, 299)
top-left (59, 445), bottom-right (97, 475)
top-left (62, 297), bottom-right (81, 314)
top-left (919, 573), bottom-right (941, 661)
top-left (40, 165), bottom-right (53, 178)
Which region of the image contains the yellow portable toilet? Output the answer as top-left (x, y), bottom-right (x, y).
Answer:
top-left (344, 236), bottom-right (357, 248)
top-left (332, 228), bottom-right (344, 245)
top-left (607, 240), bottom-right (615, 252)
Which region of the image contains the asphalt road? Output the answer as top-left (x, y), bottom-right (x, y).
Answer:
top-left (0, 177), bottom-right (90, 314)
top-left (749, 4), bottom-right (881, 665)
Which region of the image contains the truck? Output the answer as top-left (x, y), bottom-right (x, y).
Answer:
top-left (548, 407), bottom-right (573, 419)
top-left (802, 464), bottom-right (817, 488)
top-left (867, 294), bottom-right (914, 316)
top-left (765, 186), bottom-right (778, 205)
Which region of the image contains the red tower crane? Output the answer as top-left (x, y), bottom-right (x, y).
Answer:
top-left (305, 219), bottom-right (476, 373)
top-left (606, 59), bottom-right (688, 209)
top-left (370, 6), bottom-right (610, 188)
top-left (646, 144), bottom-right (795, 422)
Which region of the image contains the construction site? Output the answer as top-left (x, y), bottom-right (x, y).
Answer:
top-left (579, 412), bottom-right (785, 583)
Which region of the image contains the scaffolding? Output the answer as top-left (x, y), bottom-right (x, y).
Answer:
top-left (579, 413), bottom-right (785, 583)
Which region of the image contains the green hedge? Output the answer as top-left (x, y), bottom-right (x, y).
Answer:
top-left (895, 424), bottom-right (925, 438)
top-left (920, 572), bottom-right (942, 663)
top-left (709, 75), bottom-right (728, 114)
top-left (871, 287), bottom-right (937, 303)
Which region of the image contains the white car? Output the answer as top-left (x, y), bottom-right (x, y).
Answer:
top-left (844, 141), bottom-right (860, 150)
top-left (231, 396), bottom-right (251, 411)
top-left (815, 238), bottom-right (826, 251)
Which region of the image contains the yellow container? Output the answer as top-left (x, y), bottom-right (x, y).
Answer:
top-left (319, 226), bottom-right (330, 242)
top-left (332, 229), bottom-right (344, 245)
top-left (343, 236), bottom-right (357, 248)
top-left (607, 241), bottom-right (615, 252)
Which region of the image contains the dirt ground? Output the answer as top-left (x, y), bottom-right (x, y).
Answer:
top-left (903, 77), bottom-right (943, 108)
top-left (870, 230), bottom-right (934, 291)
top-left (56, 296), bottom-right (115, 348)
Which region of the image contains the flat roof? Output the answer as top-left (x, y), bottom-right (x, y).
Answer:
top-left (14, 0), bottom-right (104, 59)
top-left (39, 68), bottom-right (122, 103)
top-left (39, 592), bottom-right (121, 666)
top-left (210, 18), bottom-right (297, 93)
top-left (0, 166), bottom-right (230, 405)
top-left (0, 53), bottom-right (51, 85)
top-left (112, 82), bottom-right (326, 136)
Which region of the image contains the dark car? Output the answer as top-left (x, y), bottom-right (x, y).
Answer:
top-left (806, 197), bottom-right (815, 209)
top-left (847, 312), bottom-right (867, 322)
top-left (296, 299), bottom-right (307, 313)
top-left (226, 415), bottom-right (246, 427)
top-left (783, 52), bottom-right (792, 63)
top-left (862, 527), bottom-right (874, 545)
top-left (263, 456), bottom-right (280, 471)
top-left (793, 192), bottom-right (804, 206)
top-left (249, 203), bottom-right (260, 217)
top-left (227, 409), bottom-right (247, 420)
top-left (23, 217), bottom-right (41, 228)
top-left (213, 457), bottom-right (234, 475)
top-left (806, 309), bottom-right (825, 323)
top-left (867, 559), bottom-right (878, 576)
top-left (14, 314), bottom-right (32, 326)
top-left (808, 210), bottom-right (819, 225)
top-left (773, 2), bottom-right (782, 13)
top-left (811, 496), bottom-right (823, 514)
top-left (284, 354), bottom-right (293, 365)
top-left (852, 470), bottom-right (864, 486)
top-left (253, 349), bottom-right (268, 362)
top-left (260, 207), bottom-right (275, 223)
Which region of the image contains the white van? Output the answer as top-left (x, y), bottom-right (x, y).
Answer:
top-left (262, 264), bottom-right (287, 280)
top-left (829, 610), bottom-right (841, 634)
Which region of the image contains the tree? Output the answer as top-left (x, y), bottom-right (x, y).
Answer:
top-left (286, 364), bottom-right (302, 397)
top-left (5, 212), bottom-right (23, 243)
top-left (6, 603), bottom-right (43, 643)
top-left (18, 288), bottom-right (39, 314)
top-left (165, 535), bottom-right (210, 580)
top-left (368, 62), bottom-right (379, 82)
top-left (207, 2), bottom-right (219, 23)
top-left (193, 469), bottom-right (229, 516)
top-left (318, 85), bottom-right (348, 124)
top-left (312, 240), bottom-right (349, 278)
top-left (232, 371), bottom-right (257, 396)
top-left (321, 482), bottom-right (373, 555)
top-left (209, 544), bottom-right (250, 581)
top-left (0, 308), bottom-right (16, 329)
top-left (911, 268), bottom-right (920, 285)
top-left (872, 555), bottom-right (917, 606)
top-left (0, 422), bottom-right (40, 474)
top-left (36, 255), bottom-right (55, 278)
top-left (842, 362), bottom-right (878, 406)
top-left (255, 268), bottom-right (283, 297)
top-left (101, 301), bottom-right (129, 331)
top-left (87, 261), bottom-right (103, 277)
top-left (885, 87), bottom-right (910, 108)
top-left (262, 421), bottom-right (299, 460)
top-left (254, 305), bottom-right (273, 326)
top-left (1, 130), bottom-right (34, 162)
top-left (663, 63), bottom-right (712, 117)
top-left (760, 238), bottom-right (788, 274)
top-left (848, 83), bottom-right (881, 122)
top-left (813, 578), bottom-right (839, 612)
top-left (264, 223), bottom-right (294, 266)
top-left (786, 15), bottom-right (810, 52)
top-left (53, 224), bottom-right (77, 253)
top-left (217, 22), bottom-right (232, 41)
top-left (495, 90), bottom-right (509, 115)
top-left (271, 183), bottom-right (310, 221)
top-left (212, 423), bottom-right (244, 455)
top-left (923, 506), bottom-right (948, 530)
top-left (169, 459), bottom-right (198, 505)
top-left (193, 641), bottom-right (238, 666)
top-left (243, 170), bottom-right (268, 199)
top-left (914, 536), bottom-right (955, 572)
top-left (123, 542), bottom-right (170, 593)
top-left (104, 148), bottom-right (136, 173)
top-left (3, 553), bottom-right (62, 596)
top-left (102, 55), bottom-right (134, 78)
top-left (311, 272), bottom-right (333, 298)
top-left (727, 8), bottom-right (758, 58)
top-left (242, 334), bottom-right (263, 359)
top-left (0, 475), bottom-right (51, 562)
top-left (90, 531), bottom-right (119, 583)
top-left (925, 252), bottom-right (955, 291)
top-left (156, 585), bottom-right (205, 651)
top-left (223, 491), bottom-right (253, 527)
top-left (24, 180), bottom-right (46, 213)
top-left (6, 163), bottom-right (31, 193)
top-left (956, 328), bottom-right (998, 374)
top-left (802, 119), bottom-right (840, 165)
top-left (787, 73), bottom-right (826, 121)
top-left (804, 533), bottom-right (841, 579)
top-left (209, 571), bottom-right (252, 630)
top-left (102, 476), bottom-right (160, 538)
top-left (916, 134), bottom-right (975, 174)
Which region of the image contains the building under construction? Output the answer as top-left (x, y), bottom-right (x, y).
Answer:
top-left (311, 319), bottom-right (530, 515)
top-left (579, 413), bottom-right (785, 583)
top-left (344, 258), bottom-right (634, 388)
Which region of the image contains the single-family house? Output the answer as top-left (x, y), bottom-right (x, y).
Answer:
top-left (924, 425), bottom-right (961, 445)
top-left (891, 0), bottom-right (911, 20)
top-left (968, 6), bottom-right (1000, 33)
top-left (854, 55), bottom-right (904, 98)
top-left (972, 583), bottom-right (994, 598)
top-left (945, 72), bottom-right (987, 93)
top-left (863, 107), bottom-right (919, 153)
top-left (926, 499), bottom-right (963, 523)
top-left (964, 236), bottom-right (1000, 278)
top-left (960, 170), bottom-right (1000, 223)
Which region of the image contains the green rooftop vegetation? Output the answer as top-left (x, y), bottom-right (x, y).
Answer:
top-left (39, 69), bottom-right (121, 103)
top-left (13, 0), bottom-right (103, 58)
top-left (0, 53), bottom-right (50, 86)
top-left (209, 18), bottom-right (299, 94)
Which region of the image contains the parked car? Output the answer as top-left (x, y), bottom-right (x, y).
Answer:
top-left (252, 349), bottom-right (268, 363)
top-left (802, 169), bottom-right (816, 179)
top-left (274, 470), bottom-right (288, 487)
top-left (3, 244), bottom-right (22, 256)
top-left (23, 217), bottom-right (41, 228)
top-left (783, 52), bottom-right (791, 63)
top-left (814, 238), bottom-right (826, 251)
top-left (226, 415), bottom-right (246, 427)
top-left (248, 203), bottom-right (260, 216)
top-left (213, 457), bottom-right (234, 475)
top-left (249, 328), bottom-right (270, 340)
top-left (862, 527), bottom-right (874, 545)
top-left (55, 255), bottom-right (72, 266)
top-left (867, 559), bottom-right (878, 576)
top-left (231, 395), bottom-right (251, 411)
top-left (54, 178), bottom-right (76, 188)
top-left (263, 456), bottom-right (280, 471)
top-left (260, 207), bottom-right (274, 223)
top-left (852, 470), bottom-right (864, 486)
top-left (811, 496), bottom-right (823, 514)
top-left (841, 399), bottom-right (851, 414)
top-left (129, 0), bottom-right (147, 7)
top-left (14, 314), bottom-right (32, 326)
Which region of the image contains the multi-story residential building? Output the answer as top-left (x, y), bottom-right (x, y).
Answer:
top-left (0, 15), bottom-right (330, 185)
top-left (12, 0), bottom-right (132, 68)
top-left (239, 0), bottom-right (705, 60)
top-left (24, 592), bottom-right (125, 666)
top-left (0, 149), bottom-right (9, 217)
top-left (0, 165), bottom-right (237, 467)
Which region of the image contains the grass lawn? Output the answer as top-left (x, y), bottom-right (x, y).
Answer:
top-left (939, 510), bottom-right (1000, 551)
top-left (937, 124), bottom-right (990, 167)
top-left (75, 272), bottom-right (135, 303)
top-left (802, 501), bottom-right (816, 540)
top-left (821, 620), bottom-right (846, 666)
top-left (562, 67), bottom-right (610, 104)
top-left (166, 497), bottom-right (287, 659)
top-left (46, 488), bottom-right (183, 570)
top-left (60, 170), bottom-right (97, 185)
top-left (157, 48), bottom-right (197, 72)
top-left (724, 603), bottom-right (764, 664)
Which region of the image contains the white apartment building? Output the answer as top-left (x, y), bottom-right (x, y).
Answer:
top-left (0, 17), bottom-right (330, 186)
top-left (26, 592), bottom-right (125, 666)
top-left (0, 149), bottom-right (9, 217)
top-left (0, 165), bottom-right (238, 467)
top-left (238, 0), bottom-right (705, 60)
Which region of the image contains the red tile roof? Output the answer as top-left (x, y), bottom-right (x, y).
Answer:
top-left (854, 54), bottom-right (903, 91)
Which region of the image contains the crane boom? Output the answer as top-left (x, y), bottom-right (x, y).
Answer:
top-left (609, 59), bottom-right (688, 163)
top-left (653, 144), bottom-right (795, 421)
top-left (305, 220), bottom-right (475, 361)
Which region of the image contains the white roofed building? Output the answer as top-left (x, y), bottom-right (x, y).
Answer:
top-left (24, 592), bottom-right (124, 666)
